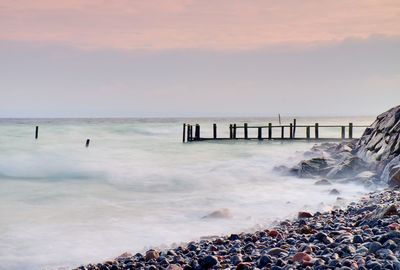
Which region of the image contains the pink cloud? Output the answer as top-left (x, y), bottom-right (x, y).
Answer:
top-left (0, 0), bottom-right (399, 50)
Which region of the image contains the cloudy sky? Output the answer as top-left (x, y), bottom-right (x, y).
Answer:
top-left (0, 0), bottom-right (399, 117)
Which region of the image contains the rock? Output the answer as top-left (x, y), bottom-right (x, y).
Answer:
top-left (236, 262), bottom-right (252, 270)
top-left (294, 157), bottom-right (333, 178)
top-left (268, 229), bottom-right (281, 238)
top-left (292, 252), bottom-right (312, 263)
top-left (257, 255), bottom-right (272, 268)
top-left (231, 255), bottom-right (243, 266)
top-left (267, 248), bottom-right (287, 256)
top-left (388, 165), bottom-right (400, 187)
top-left (166, 264), bottom-right (183, 270)
top-left (314, 179), bottom-right (332, 185)
top-left (199, 255), bottom-right (218, 268)
top-left (329, 188), bottom-right (340, 195)
top-left (353, 235), bottom-right (363, 244)
top-left (326, 157), bottom-right (368, 179)
top-left (369, 242), bottom-right (383, 254)
top-left (298, 212), bottom-right (313, 218)
top-left (203, 208), bottom-right (233, 219)
top-left (368, 204), bottom-right (398, 220)
top-left (145, 250), bottom-right (159, 261)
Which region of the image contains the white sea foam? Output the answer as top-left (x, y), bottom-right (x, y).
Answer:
top-left (0, 117), bottom-right (374, 269)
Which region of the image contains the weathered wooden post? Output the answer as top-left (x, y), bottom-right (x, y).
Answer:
top-left (182, 123), bottom-right (186, 143)
top-left (187, 125), bottom-right (193, 141)
top-left (195, 124), bottom-right (200, 140)
top-left (86, 139), bottom-right (90, 147)
top-left (290, 124), bottom-right (293, 139)
top-left (306, 126), bottom-right (310, 139)
top-left (293, 119), bottom-right (297, 138)
top-left (229, 124), bottom-right (233, 139)
top-left (349, 123), bottom-right (353, 139)
top-left (213, 123), bottom-right (217, 139)
top-left (244, 123), bottom-right (248, 139)
top-left (315, 123), bottom-right (319, 139)
top-left (341, 126), bottom-right (345, 139)
top-left (258, 127), bottom-right (262, 140)
top-left (281, 126), bottom-right (284, 139)
top-left (268, 123), bottom-right (272, 140)
top-left (233, 124), bottom-right (237, 139)
top-left (35, 126), bottom-right (39, 139)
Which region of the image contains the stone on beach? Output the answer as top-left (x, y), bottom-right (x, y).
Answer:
top-left (298, 211), bottom-right (313, 218)
top-left (145, 249), bottom-right (159, 261)
top-left (202, 208), bottom-right (233, 219)
top-left (292, 252), bottom-right (312, 263)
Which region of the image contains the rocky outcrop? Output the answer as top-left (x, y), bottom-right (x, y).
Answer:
top-left (285, 105), bottom-right (400, 187)
top-left (356, 105), bottom-right (400, 165)
top-left (355, 105), bottom-right (400, 185)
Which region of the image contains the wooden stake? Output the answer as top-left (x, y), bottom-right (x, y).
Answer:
top-left (244, 123), bottom-right (248, 139)
top-left (341, 126), bottom-right (345, 139)
top-left (233, 124), bottom-right (237, 139)
top-left (213, 123), bottom-right (217, 139)
top-left (293, 119), bottom-right (297, 138)
top-left (281, 126), bottom-right (284, 139)
top-left (315, 123), bottom-right (319, 139)
top-left (182, 123), bottom-right (186, 143)
top-left (349, 123), bottom-right (353, 139)
top-left (86, 139), bottom-right (90, 147)
top-left (290, 123), bottom-right (293, 139)
top-left (306, 126), bottom-right (310, 139)
top-left (258, 127), bottom-right (262, 140)
top-left (35, 126), bottom-right (39, 139)
top-left (268, 123), bottom-right (272, 140)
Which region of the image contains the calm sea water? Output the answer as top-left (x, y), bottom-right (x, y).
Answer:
top-left (0, 117), bottom-right (374, 270)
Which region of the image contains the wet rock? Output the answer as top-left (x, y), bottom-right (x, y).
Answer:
top-left (298, 212), bottom-right (313, 219)
top-left (166, 264), bottom-right (183, 270)
top-left (267, 247), bottom-right (287, 256)
top-left (329, 188), bottom-right (340, 195)
top-left (326, 157), bottom-right (368, 179)
top-left (294, 157), bottom-right (333, 178)
top-left (292, 252), bottom-right (312, 264)
top-left (199, 255), bottom-right (218, 268)
top-left (314, 179), bottom-right (332, 185)
top-left (368, 204), bottom-right (398, 220)
top-left (203, 208), bottom-right (233, 219)
top-left (145, 250), bottom-right (159, 261)
top-left (388, 165), bottom-right (400, 187)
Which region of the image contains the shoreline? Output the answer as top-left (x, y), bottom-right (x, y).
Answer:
top-left (75, 187), bottom-right (399, 270)
top-left (75, 105), bottom-right (400, 270)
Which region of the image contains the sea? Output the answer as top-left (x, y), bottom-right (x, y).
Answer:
top-left (0, 116), bottom-right (375, 269)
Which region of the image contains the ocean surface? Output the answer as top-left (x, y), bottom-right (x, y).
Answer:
top-left (0, 116), bottom-right (375, 270)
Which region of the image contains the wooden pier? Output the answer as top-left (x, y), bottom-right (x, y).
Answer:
top-left (182, 120), bottom-right (368, 143)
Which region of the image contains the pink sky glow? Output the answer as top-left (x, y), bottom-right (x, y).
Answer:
top-left (1, 0), bottom-right (399, 50)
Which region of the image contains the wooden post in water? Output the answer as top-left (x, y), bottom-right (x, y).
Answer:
top-left (86, 139), bottom-right (90, 147)
top-left (289, 124), bottom-right (293, 139)
top-left (306, 126), bottom-right (310, 139)
top-left (35, 126), bottom-right (39, 139)
top-left (195, 124), bottom-right (200, 140)
top-left (341, 126), bottom-right (346, 139)
top-left (229, 124), bottom-right (233, 139)
top-left (244, 123), bottom-right (248, 139)
top-left (281, 126), bottom-right (284, 139)
top-left (268, 123), bottom-right (272, 140)
top-left (187, 125), bottom-right (193, 141)
top-left (257, 127), bottom-right (262, 140)
top-left (182, 123), bottom-right (186, 143)
top-left (315, 123), bottom-right (319, 139)
top-left (293, 119), bottom-right (297, 138)
top-left (213, 123), bottom-right (217, 139)
top-left (349, 123), bottom-right (353, 139)
top-left (233, 124), bottom-right (237, 139)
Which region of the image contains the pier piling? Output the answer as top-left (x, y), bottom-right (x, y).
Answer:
top-left (35, 126), bottom-right (39, 139)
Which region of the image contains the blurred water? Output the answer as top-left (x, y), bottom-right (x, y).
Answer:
top-left (0, 117), bottom-right (374, 270)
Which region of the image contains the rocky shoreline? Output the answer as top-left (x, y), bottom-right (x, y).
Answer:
top-left (75, 188), bottom-right (400, 270)
top-left (75, 106), bottom-right (400, 270)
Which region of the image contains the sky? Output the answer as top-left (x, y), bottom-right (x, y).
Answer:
top-left (0, 0), bottom-right (399, 117)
